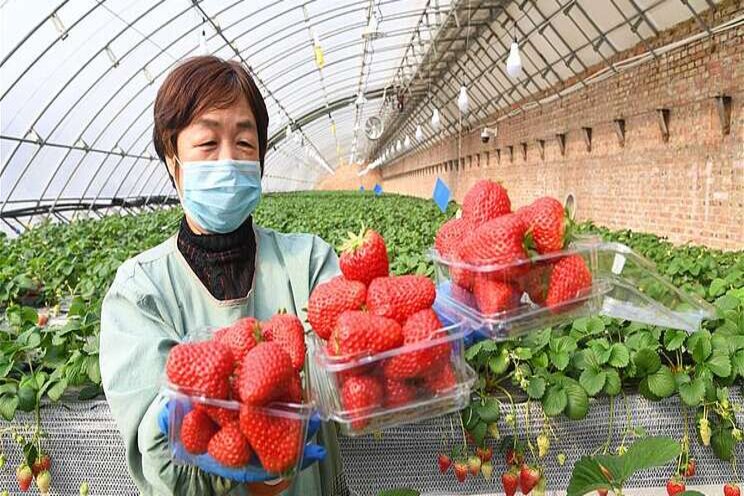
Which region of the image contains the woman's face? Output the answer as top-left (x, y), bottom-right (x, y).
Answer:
top-left (167, 96), bottom-right (260, 234)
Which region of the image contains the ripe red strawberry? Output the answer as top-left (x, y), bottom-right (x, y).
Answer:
top-left (501, 469), bottom-right (519, 496)
top-left (505, 448), bottom-right (524, 466)
top-left (545, 255), bottom-right (592, 312)
top-left (16, 464), bottom-right (32, 492)
top-left (214, 317), bottom-right (261, 363)
top-left (468, 455), bottom-right (482, 476)
top-left (597, 489), bottom-right (609, 496)
top-left (366, 275), bottom-right (436, 324)
top-left (458, 213), bottom-right (528, 278)
top-left (31, 454), bottom-right (51, 476)
top-left (284, 373), bottom-right (304, 403)
top-left (181, 408), bottom-right (219, 454)
top-left (382, 377), bottom-right (418, 408)
top-left (519, 261), bottom-right (552, 305)
top-left (473, 276), bottom-right (520, 314)
top-left (520, 464), bottom-right (541, 494)
top-left (666, 477), bottom-right (685, 495)
top-left (435, 217), bottom-right (473, 257)
top-left (208, 420), bottom-right (253, 467)
top-left (476, 446), bottom-right (493, 462)
top-left (724, 483), bottom-right (741, 496)
top-left (262, 312), bottom-right (306, 371)
top-left (683, 458), bottom-right (696, 477)
top-left (522, 197), bottom-right (568, 254)
top-left (339, 228), bottom-right (389, 286)
top-left (462, 180), bottom-right (511, 226)
top-left (237, 342), bottom-right (295, 406)
top-left (437, 453), bottom-right (452, 473)
top-left (453, 461), bottom-right (468, 483)
top-left (239, 404), bottom-right (303, 473)
top-left (307, 276), bottom-right (366, 340)
top-left (424, 362), bottom-right (457, 393)
top-left (341, 375), bottom-right (384, 430)
top-left (166, 341), bottom-right (234, 398)
top-left (36, 469), bottom-right (51, 494)
top-left (331, 311), bottom-right (403, 357)
top-left (383, 309), bottom-right (450, 380)
top-left (195, 404), bottom-right (239, 426)
top-left (37, 313), bottom-right (49, 327)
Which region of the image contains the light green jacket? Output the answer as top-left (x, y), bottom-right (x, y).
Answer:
top-left (100, 224), bottom-right (341, 496)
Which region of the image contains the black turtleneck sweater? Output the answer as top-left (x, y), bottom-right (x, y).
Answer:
top-left (176, 216), bottom-right (256, 301)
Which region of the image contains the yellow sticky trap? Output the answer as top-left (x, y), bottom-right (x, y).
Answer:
top-left (330, 121), bottom-right (336, 136)
top-left (314, 45), bottom-right (324, 69)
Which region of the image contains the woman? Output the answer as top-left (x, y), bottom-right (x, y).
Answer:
top-left (100, 56), bottom-right (341, 495)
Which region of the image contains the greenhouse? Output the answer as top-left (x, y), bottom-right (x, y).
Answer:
top-left (0, 0), bottom-right (742, 495)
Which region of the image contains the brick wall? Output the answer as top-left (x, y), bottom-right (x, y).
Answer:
top-left (380, 3), bottom-right (744, 251)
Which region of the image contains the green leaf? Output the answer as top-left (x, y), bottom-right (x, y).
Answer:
top-left (679, 492), bottom-right (706, 496)
top-left (732, 350), bottom-right (744, 378)
top-left (461, 407), bottom-right (478, 430)
top-left (542, 385), bottom-right (568, 417)
top-left (550, 351), bottom-right (570, 371)
top-left (470, 420), bottom-right (488, 447)
top-left (639, 378), bottom-right (661, 401)
top-left (647, 366), bottom-right (676, 398)
top-left (475, 398), bottom-right (501, 423)
top-left (465, 341), bottom-right (485, 361)
top-left (566, 456), bottom-right (614, 496)
top-left (579, 368), bottom-right (606, 396)
top-left (526, 376), bottom-right (546, 399)
top-left (0, 395), bottom-right (18, 421)
top-left (86, 355), bottom-right (101, 384)
top-left (620, 436), bottom-right (681, 481)
top-left (687, 331), bottom-right (712, 363)
top-left (706, 351), bottom-right (732, 378)
top-left (563, 378), bottom-right (589, 420)
top-left (664, 329), bottom-right (687, 351)
top-left (608, 343), bottom-right (630, 368)
top-left (678, 378), bottom-right (706, 406)
top-left (488, 349), bottom-right (510, 375)
top-left (514, 347), bottom-right (533, 360)
top-left (633, 348), bottom-right (661, 376)
top-left (17, 385), bottom-right (36, 412)
top-left (46, 378), bottom-right (68, 402)
top-left (711, 426), bottom-right (735, 461)
top-left (78, 385), bottom-right (102, 401)
top-left (709, 278), bottom-right (727, 298)
top-left (603, 369), bottom-right (622, 396)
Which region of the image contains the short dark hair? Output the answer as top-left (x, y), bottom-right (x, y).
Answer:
top-left (153, 56), bottom-right (269, 172)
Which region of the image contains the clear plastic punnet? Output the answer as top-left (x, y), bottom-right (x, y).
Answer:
top-left (308, 317), bottom-right (476, 436)
top-left (162, 385), bottom-right (314, 479)
top-left (430, 241), bottom-right (716, 341)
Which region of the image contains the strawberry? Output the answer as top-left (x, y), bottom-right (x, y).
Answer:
top-left (666, 477), bottom-right (685, 495)
top-left (382, 377), bottom-right (418, 408)
top-left (208, 420), bottom-right (253, 467)
top-left (424, 362), bottom-right (457, 393)
top-left (522, 197), bottom-right (568, 254)
top-left (476, 446), bottom-right (493, 462)
top-left (166, 341), bottom-right (234, 398)
top-left (725, 483), bottom-right (741, 496)
top-left (501, 468), bottom-right (519, 496)
top-left (473, 276), bottom-right (520, 314)
top-left (458, 213), bottom-right (528, 278)
top-left (331, 311), bottom-right (403, 357)
top-left (518, 261), bottom-right (552, 305)
top-left (262, 312), bottom-right (306, 371)
top-left (16, 464), bottom-right (32, 492)
top-left (285, 373), bottom-right (304, 403)
top-left (545, 255), bottom-right (592, 312)
top-left (214, 317), bottom-right (261, 363)
top-left (307, 276), bottom-right (366, 340)
top-left (453, 461), bottom-right (468, 483)
top-left (31, 454), bottom-right (51, 475)
top-left (239, 404), bottom-right (303, 473)
top-left (437, 453), bottom-right (452, 473)
top-left (339, 228), bottom-right (389, 286)
top-left (435, 218), bottom-right (473, 258)
top-left (462, 180), bottom-right (511, 226)
top-left (481, 460), bottom-right (493, 481)
top-left (195, 404), bottom-right (239, 426)
top-left (468, 455), bottom-right (482, 476)
top-left (520, 464), bottom-right (541, 494)
top-left (37, 313), bottom-right (49, 327)
top-left (181, 408), bottom-right (219, 454)
top-left (341, 375), bottom-right (384, 430)
top-left (506, 448), bottom-right (524, 466)
top-left (366, 275), bottom-right (436, 324)
top-left (36, 469), bottom-right (51, 494)
top-left (237, 342), bottom-right (295, 406)
top-left (597, 490), bottom-right (609, 496)
top-left (683, 458), bottom-right (696, 478)
top-left (383, 309), bottom-right (450, 380)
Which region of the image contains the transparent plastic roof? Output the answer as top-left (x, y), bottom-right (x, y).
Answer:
top-left (0, 0), bottom-right (730, 232)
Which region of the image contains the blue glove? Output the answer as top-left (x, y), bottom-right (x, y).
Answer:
top-left (158, 401), bottom-right (326, 482)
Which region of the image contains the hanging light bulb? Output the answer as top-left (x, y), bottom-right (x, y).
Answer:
top-left (396, 140), bottom-right (402, 152)
top-left (415, 125), bottom-right (423, 141)
top-left (431, 108), bottom-right (441, 131)
top-left (404, 135), bottom-right (411, 149)
top-left (457, 85), bottom-right (469, 114)
top-left (506, 40), bottom-right (522, 78)
top-left (313, 31), bottom-right (325, 69)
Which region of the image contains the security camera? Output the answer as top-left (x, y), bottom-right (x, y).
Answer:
top-left (480, 126), bottom-right (497, 144)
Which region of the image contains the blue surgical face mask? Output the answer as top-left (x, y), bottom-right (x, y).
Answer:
top-left (175, 158), bottom-right (262, 234)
